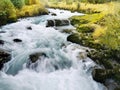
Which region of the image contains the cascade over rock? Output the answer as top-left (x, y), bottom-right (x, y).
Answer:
top-left (46, 19), bottom-right (70, 27)
top-left (29, 52), bottom-right (47, 63)
top-left (0, 49), bottom-right (11, 70)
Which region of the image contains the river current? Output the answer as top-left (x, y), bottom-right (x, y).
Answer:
top-left (0, 9), bottom-right (106, 90)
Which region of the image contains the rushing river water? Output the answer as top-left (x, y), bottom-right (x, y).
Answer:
top-left (0, 9), bottom-right (106, 90)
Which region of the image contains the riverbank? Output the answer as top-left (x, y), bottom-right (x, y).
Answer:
top-left (48, 1), bottom-right (120, 90)
top-left (0, 0), bottom-right (48, 26)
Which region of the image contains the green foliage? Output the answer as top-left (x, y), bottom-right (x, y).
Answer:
top-left (24, 0), bottom-right (40, 5)
top-left (100, 14), bottom-right (120, 50)
top-left (0, 0), bottom-right (17, 25)
top-left (48, 0), bottom-right (115, 4)
top-left (11, 0), bottom-right (25, 9)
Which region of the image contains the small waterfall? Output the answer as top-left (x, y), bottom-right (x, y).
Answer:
top-left (46, 19), bottom-right (71, 27)
top-left (0, 8), bottom-right (106, 90)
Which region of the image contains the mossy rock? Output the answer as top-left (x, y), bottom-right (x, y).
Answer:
top-left (67, 33), bottom-right (82, 44)
top-left (92, 69), bottom-right (108, 83)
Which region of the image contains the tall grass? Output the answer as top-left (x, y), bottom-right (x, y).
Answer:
top-left (99, 2), bottom-right (120, 49)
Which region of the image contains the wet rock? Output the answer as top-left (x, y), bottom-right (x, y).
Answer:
top-left (0, 40), bottom-right (4, 45)
top-left (92, 69), bottom-right (110, 83)
top-left (29, 52), bottom-right (47, 63)
top-left (46, 20), bottom-right (54, 27)
top-left (60, 12), bottom-right (64, 13)
top-left (55, 19), bottom-right (70, 26)
top-left (46, 19), bottom-right (70, 27)
top-left (13, 39), bottom-right (22, 43)
top-left (51, 13), bottom-right (57, 16)
top-left (92, 68), bottom-right (120, 84)
top-left (26, 26), bottom-right (32, 30)
top-left (77, 52), bottom-right (87, 60)
top-left (0, 49), bottom-right (11, 70)
top-left (67, 33), bottom-right (82, 44)
top-left (0, 31), bottom-right (6, 33)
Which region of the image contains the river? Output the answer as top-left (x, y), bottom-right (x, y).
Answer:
top-left (0, 8), bottom-right (106, 90)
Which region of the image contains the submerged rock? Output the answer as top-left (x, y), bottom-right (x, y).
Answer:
top-left (26, 26), bottom-right (32, 30)
top-left (51, 13), bottom-right (57, 16)
top-left (0, 40), bottom-right (4, 45)
top-left (0, 31), bottom-right (6, 33)
top-left (13, 39), bottom-right (22, 42)
top-left (0, 49), bottom-right (11, 70)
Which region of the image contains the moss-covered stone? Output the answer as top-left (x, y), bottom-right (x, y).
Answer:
top-left (67, 33), bottom-right (82, 44)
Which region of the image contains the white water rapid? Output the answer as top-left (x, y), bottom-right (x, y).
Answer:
top-left (0, 9), bottom-right (106, 90)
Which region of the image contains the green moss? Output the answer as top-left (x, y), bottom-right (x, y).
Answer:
top-left (71, 13), bottom-right (105, 26)
top-left (77, 26), bottom-right (95, 33)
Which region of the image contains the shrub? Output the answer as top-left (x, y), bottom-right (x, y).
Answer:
top-left (0, 0), bottom-right (17, 25)
top-left (11, 0), bottom-right (24, 9)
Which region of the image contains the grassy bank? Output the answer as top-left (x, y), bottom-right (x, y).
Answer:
top-left (48, 1), bottom-right (120, 89)
top-left (0, 0), bottom-right (48, 26)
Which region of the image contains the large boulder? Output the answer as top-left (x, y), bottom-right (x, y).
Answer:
top-left (0, 49), bottom-right (11, 70)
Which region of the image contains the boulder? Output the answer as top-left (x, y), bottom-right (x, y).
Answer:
top-left (13, 39), bottom-right (22, 43)
top-left (29, 52), bottom-right (47, 63)
top-left (0, 49), bottom-right (11, 70)
top-left (46, 19), bottom-right (70, 27)
top-left (92, 69), bottom-right (109, 83)
top-left (55, 19), bottom-right (70, 26)
top-left (46, 20), bottom-right (54, 27)
top-left (67, 33), bottom-right (82, 44)
top-left (92, 68), bottom-right (120, 83)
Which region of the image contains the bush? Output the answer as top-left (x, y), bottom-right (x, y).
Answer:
top-left (0, 0), bottom-right (17, 25)
top-left (11, 0), bottom-right (24, 9)
top-left (24, 0), bottom-right (40, 5)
